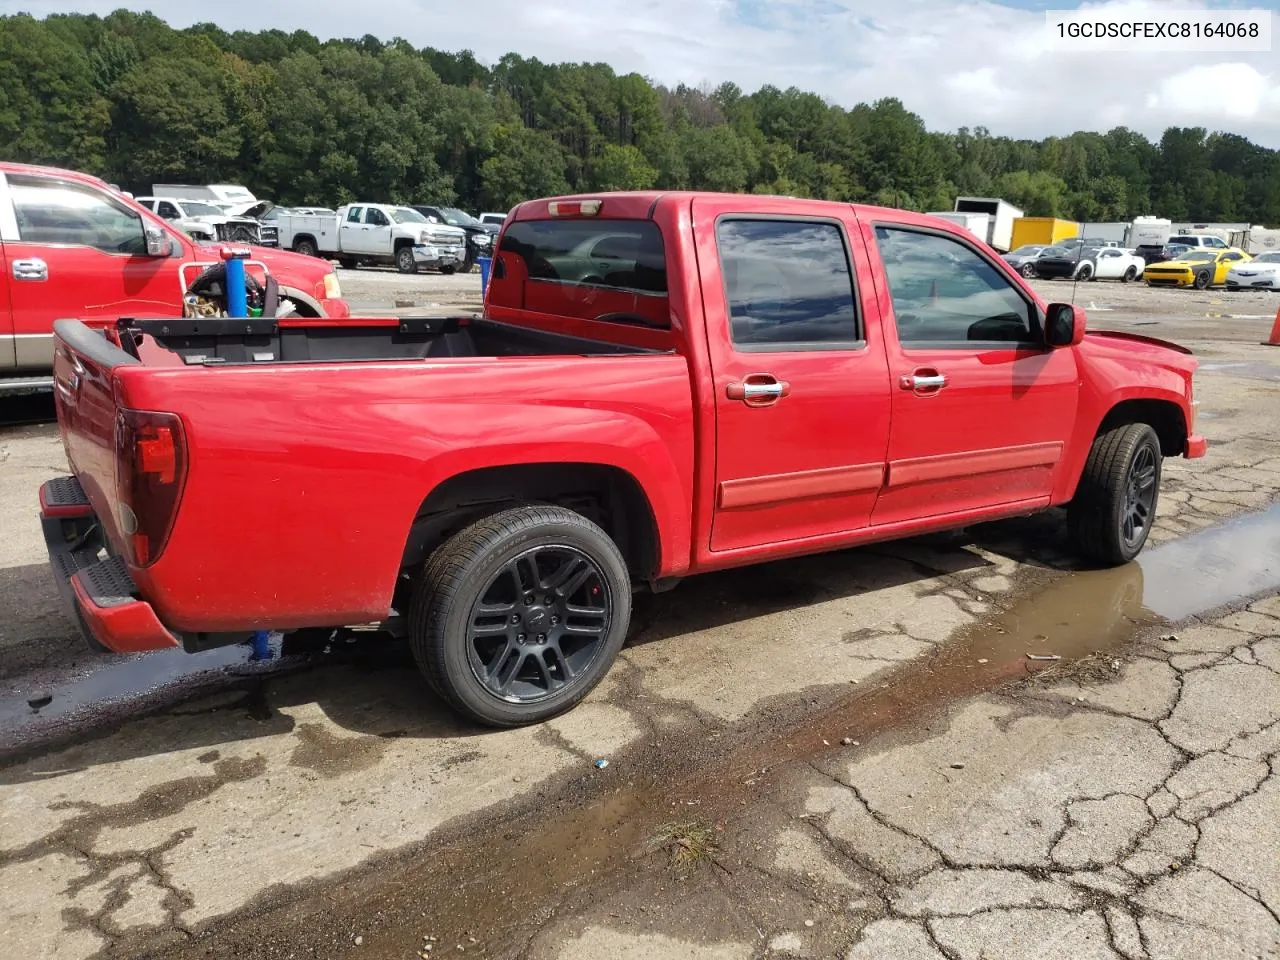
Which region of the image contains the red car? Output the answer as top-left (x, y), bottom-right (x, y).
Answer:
top-left (0, 162), bottom-right (349, 392)
top-left (40, 191), bottom-right (1205, 727)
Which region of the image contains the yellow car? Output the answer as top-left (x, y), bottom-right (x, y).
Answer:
top-left (1144, 248), bottom-right (1252, 289)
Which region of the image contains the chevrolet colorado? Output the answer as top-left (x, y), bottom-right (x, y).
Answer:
top-left (41, 191), bottom-right (1205, 727)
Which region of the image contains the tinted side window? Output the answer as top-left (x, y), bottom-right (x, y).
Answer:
top-left (157, 201), bottom-right (180, 219)
top-left (365, 208), bottom-right (388, 226)
top-left (10, 176), bottom-right (146, 254)
top-left (346, 207), bottom-right (363, 223)
top-left (498, 218), bottom-right (667, 296)
top-left (716, 219), bottom-right (858, 347)
top-left (875, 226), bottom-right (1036, 345)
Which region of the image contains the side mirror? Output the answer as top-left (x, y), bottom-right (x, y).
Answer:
top-left (1045, 302), bottom-right (1086, 347)
top-left (144, 223), bottom-right (171, 257)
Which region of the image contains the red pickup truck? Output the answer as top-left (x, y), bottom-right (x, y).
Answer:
top-left (40, 191), bottom-right (1205, 727)
top-left (0, 162), bottom-right (349, 393)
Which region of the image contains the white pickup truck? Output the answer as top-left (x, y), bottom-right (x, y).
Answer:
top-left (274, 203), bottom-right (468, 273)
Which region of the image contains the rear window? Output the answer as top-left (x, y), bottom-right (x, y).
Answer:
top-left (499, 220), bottom-right (666, 295)
top-left (493, 218), bottom-right (668, 328)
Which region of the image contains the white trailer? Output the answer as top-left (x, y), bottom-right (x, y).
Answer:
top-left (926, 211), bottom-right (992, 245)
top-left (952, 197), bottom-right (1024, 252)
top-left (1228, 227), bottom-right (1280, 255)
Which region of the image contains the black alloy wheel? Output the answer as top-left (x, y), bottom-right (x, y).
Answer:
top-left (466, 545), bottom-right (612, 704)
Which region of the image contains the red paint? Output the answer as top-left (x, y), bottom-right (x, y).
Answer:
top-left (70, 574), bottom-right (179, 653)
top-left (45, 191), bottom-right (1205, 654)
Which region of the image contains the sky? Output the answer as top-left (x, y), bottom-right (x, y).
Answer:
top-left (8, 0), bottom-right (1280, 147)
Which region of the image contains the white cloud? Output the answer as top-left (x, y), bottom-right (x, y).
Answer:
top-left (5, 0), bottom-right (1279, 146)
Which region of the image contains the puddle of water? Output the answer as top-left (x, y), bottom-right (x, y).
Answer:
top-left (0, 633), bottom-right (310, 759)
top-left (1199, 361), bottom-right (1280, 381)
top-left (1139, 503), bottom-right (1280, 621)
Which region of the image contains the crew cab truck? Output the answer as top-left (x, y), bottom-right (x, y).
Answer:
top-left (275, 203), bottom-right (467, 274)
top-left (41, 192), bottom-right (1205, 728)
top-left (0, 162), bottom-right (349, 393)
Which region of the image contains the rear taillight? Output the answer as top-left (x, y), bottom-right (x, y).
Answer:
top-left (115, 409), bottom-right (187, 567)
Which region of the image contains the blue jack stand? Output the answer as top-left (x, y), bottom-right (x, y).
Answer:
top-left (249, 630), bottom-right (272, 661)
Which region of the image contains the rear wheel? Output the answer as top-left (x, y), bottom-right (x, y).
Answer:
top-left (1067, 423), bottom-right (1162, 565)
top-left (294, 238), bottom-right (318, 258)
top-left (396, 245), bottom-right (418, 274)
top-left (1020, 263), bottom-right (1037, 279)
top-left (1122, 265), bottom-right (1137, 283)
top-left (408, 505), bottom-right (631, 727)
top-left (338, 257), bottom-right (358, 270)
top-left (440, 265), bottom-right (457, 275)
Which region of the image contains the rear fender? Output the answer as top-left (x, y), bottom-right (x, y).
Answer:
top-left (409, 436), bottom-right (692, 579)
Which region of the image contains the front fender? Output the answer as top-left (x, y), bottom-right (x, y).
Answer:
top-left (1054, 382), bottom-right (1191, 503)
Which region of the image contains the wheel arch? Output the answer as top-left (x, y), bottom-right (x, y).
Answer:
top-left (398, 461), bottom-right (664, 592)
top-left (1057, 393), bottom-right (1189, 502)
top-left (277, 286), bottom-right (325, 317)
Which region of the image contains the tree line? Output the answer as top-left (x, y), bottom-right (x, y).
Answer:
top-left (2, 9), bottom-right (1278, 224)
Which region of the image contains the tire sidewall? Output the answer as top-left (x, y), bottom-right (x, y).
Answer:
top-left (397, 247), bottom-right (417, 273)
top-left (1109, 427), bottom-right (1162, 562)
top-left (426, 514), bottom-right (631, 726)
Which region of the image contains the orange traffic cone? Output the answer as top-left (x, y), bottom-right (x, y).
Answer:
top-left (1265, 304), bottom-right (1280, 347)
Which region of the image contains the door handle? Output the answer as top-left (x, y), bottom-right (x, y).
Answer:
top-left (727, 374), bottom-right (790, 406)
top-left (12, 257), bottom-right (48, 281)
top-left (899, 371), bottom-right (949, 393)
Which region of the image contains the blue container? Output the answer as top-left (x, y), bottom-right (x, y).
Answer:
top-left (224, 254), bottom-right (248, 318)
top-left (477, 256), bottom-right (492, 298)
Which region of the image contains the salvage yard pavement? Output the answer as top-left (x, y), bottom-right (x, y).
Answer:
top-left (1, 277), bottom-right (1278, 959)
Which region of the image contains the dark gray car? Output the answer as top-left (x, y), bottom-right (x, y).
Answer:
top-left (1002, 244), bottom-right (1048, 278)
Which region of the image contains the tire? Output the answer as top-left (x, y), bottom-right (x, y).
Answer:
top-left (1122, 266), bottom-right (1137, 283)
top-left (396, 246), bottom-right (418, 274)
top-left (338, 257), bottom-right (358, 270)
top-left (408, 505), bottom-right (631, 727)
top-left (1067, 423), bottom-right (1162, 565)
top-left (440, 265), bottom-right (457, 275)
top-left (1020, 263), bottom-right (1037, 279)
top-left (294, 238), bottom-right (318, 258)
top-left (1194, 271), bottom-right (1211, 290)
top-left (1077, 263), bottom-right (1093, 281)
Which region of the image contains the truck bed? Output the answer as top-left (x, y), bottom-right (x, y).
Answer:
top-left (106, 314), bottom-right (667, 367)
top-left (48, 315), bottom-right (694, 648)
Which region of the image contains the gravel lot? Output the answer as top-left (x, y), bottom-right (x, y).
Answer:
top-left (1, 272), bottom-right (1278, 960)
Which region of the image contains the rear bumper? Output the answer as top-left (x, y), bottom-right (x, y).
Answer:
top-left (1185, 435), bottom-right (1208, 459)
top-left (40, 477), bottom-right (179, 654)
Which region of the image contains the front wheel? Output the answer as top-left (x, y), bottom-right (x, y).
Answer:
top-left (396, 246), bottom-right (418, 274)
top-left (1194, 270), bottom-right (1211, 290)
top-left (1067, 423), bottom-right (1162, 565)
top-left (1077, 263), bottom-right (1093, 281)
top-left (408, 505), bottom-right (631, 727)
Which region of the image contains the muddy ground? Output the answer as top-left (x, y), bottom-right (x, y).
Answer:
top-left (1, 274), bottom-right (1278, 960)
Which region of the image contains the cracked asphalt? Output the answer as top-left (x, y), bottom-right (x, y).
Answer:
top-left (0, 276), bottom-right (1278, 959)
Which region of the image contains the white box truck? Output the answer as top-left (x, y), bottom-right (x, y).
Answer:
top-left (952, 197), bottom-right (1024, 252)
top-left (926, 211), bottom-right (992, 245)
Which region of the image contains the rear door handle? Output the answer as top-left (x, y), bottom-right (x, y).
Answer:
top-left (12, 257), bottom-right (47, 281)
top-left (727, 374), bottom-right (790, 406)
